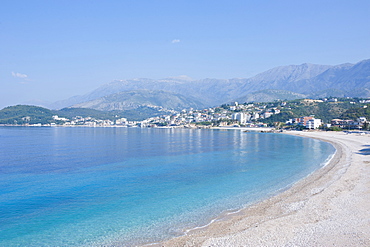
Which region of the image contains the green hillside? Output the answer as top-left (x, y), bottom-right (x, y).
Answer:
top-left (118, 106), bottom-right (170, 121)
top-left (340, 104), bottom-right (370, 120)
top-left (0, 105), bottom-right (55, 124)
top-left (261, 98), bottom-right (365, 124)
top-left (57, 108), bottom-right (122, 120)
top-left (1, 98), bottom-right (369, 125)
top-left (235, 89), bottom-right (307, 103)
top-left (0, 105), bottom-right (170, 124)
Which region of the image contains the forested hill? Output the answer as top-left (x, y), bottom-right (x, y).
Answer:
top-left (1, 98), bottom-right (370, 125)
top-left (261, 98), bottom-right (370, 124)
top-left (0, 105), bottom-right (56, 125)
top-left (0, 105), bottom-right (167, 124)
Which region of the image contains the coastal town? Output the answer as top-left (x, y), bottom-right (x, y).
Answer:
top-left (3, 1), bottom-right (370, 246)
top-left (7, 97), bottom-right (369, 131)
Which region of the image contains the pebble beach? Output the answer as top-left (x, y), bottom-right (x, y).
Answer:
top-left (158, 131), bottom-right (370, 246)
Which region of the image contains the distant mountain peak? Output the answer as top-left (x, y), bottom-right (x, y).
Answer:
top-left (162, 75), bottom-right (194, 81)
top-left (248, 63), bottom-right (333, 84)
top-left (49, 59), bottom-right (370, 110)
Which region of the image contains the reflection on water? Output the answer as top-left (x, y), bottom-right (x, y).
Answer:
top-left (0, 127), bottom-right (335, 246)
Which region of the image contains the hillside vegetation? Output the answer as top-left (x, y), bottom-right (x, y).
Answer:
top-left (0, 105), bottom-right (175, 124)
top-left (0, 105), bottom-right (55, 124)
top-left (340, 105), bottom-right (370, 120)
top-left (1, 98), bottom-right (369, 125)
top-left (261, 98), bottom-right (370, 124)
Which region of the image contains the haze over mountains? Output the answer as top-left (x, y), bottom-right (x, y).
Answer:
top-left (72, 90), bottom-right (206, 111)
top-left (50, 59), bottom-right (370, 111)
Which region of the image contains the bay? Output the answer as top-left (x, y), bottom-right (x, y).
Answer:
top-left (0, 127), bottom-right (335, 246)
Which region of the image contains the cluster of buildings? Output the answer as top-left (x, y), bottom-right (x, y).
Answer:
top-left (286, 116), bottom-right (322, 129)
top-left (142, 102), bottom-right (283, 128)
top-left (16, 99), bottom-right (369, 130)
top-left (330, 117), bottom-right (367, 129)
top-left (143, 100), bottom-right (368, 130)
top-left (284, 116), bottom-right (369, 130)
top-left (39, 102), bottom-right (280, 128)
top-left (50, 115), bottom-right (142, 127)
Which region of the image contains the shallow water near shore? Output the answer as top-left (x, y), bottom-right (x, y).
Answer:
top-left (0, 127), bottom-right (335, 246)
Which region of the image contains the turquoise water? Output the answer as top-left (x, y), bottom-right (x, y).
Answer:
top-left (0, 127), bottom-right (335, 246)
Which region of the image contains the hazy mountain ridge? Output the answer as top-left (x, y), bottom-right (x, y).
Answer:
top-left (234, 90), bottom-right (307, 103)
top-left (303, 60), bottom-right (370, 95)
top-left (245, 63), bottom-right (333, 87)
top-left (73, 90), bottom-right (206, 111)
top-left (50, 59), bottom-right (370, 110)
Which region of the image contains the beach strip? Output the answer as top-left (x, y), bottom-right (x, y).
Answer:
top-left (157, 131), bottom-right (370, 246)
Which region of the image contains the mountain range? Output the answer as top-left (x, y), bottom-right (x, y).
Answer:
top-left (72, 90), bottom-right (206, 111)
top-left (50, 59), bottom-right (370, 111)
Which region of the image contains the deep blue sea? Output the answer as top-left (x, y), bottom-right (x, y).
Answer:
top-left (0, 127), bottom-right (335, 246)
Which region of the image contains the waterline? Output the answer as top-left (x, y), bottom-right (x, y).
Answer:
top-left (0, 128), bottom-right (335, 246)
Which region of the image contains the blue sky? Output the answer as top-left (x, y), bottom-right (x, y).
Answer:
top-left (1, 0), bottom-right (370, 108)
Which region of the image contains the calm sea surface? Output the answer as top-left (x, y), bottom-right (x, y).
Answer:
top-left (0, 127), bottom-right (335, 246)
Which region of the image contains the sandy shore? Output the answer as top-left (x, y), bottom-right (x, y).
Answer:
top-left (157, 131), bottom-right (370, 246)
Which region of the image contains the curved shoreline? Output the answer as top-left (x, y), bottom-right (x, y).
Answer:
top-left (157, 131), bottom-right (370, 246)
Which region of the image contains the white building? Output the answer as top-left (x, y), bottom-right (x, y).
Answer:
top-left (273, 108), bottom-right (281, 114)
top-left (263, 112), bottom-right (273, 119)
top-left (52, 115), bottom-right (69, 122)
top-left (306, 118), bottom-right (322, 129)
top-left (116, 118), bottom-right (128, 125)
top-left (252, 112), bottom-right (260, 120)
top-left (357, 117), bottom-right (367, 124)
top-left (232, 113), bottom-right (247, 124)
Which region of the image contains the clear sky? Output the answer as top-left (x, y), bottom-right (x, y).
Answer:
top-left (1, 0), bottom-right (370, 108)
